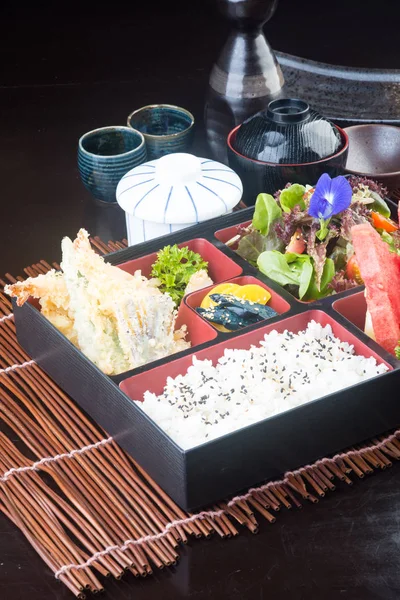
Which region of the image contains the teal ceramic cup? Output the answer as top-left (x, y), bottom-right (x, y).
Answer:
top-left (78, 126), bottom-right (147, 203)
top-left (127, 104), bottom-right (195, 160)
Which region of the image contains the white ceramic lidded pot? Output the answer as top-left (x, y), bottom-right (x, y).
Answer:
top-left (116, 152), bottom-right (243, 245)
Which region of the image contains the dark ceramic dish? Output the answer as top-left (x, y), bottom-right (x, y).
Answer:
top-left (77, 126), bottom-right (147, 203)
top-left (277, 52), bottom-right (400, 126)
top-left (344, 124), bottom-right (400, 191)
top-left (127, 104), bottom-right (195, 160)
top-left (13, 207), bottom-right (400, 511)
top-left (227, 120), bottom-right (349, 206)
top-left (234, 98), bottom-right (342, 164)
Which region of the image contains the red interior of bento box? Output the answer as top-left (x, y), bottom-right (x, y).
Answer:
top-left (214, 221), bottom-right (251, 247)
top-left (174, 299), bottom-right (218, 346)
top-left (120, 309), bottom-right (392, 401)
top-left (184, 275), bottom-right (291, 330)
top-left (332, 291), bottom-right (367, 331)
top-left (117, 238), bottom-right (242, 282)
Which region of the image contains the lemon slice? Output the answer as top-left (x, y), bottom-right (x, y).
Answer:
top-left (200, 283), bottom-right (242, 309)
top-left (235, 284), bottom-right (271, 305)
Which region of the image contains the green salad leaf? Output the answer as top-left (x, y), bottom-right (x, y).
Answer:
top-left (151, 244), bottom-right (208, 304)
top-left (257, 251), bottom-right (300, 287)
top-left (395, 344), bottom-right (400, 360)
top-left (299, 259), bottom-right (315, 299)
top-left (284, 253), bottom-right (315, 299)
top-left (252, 193), bottom-right (282, 236)
top-left (379, 230), bottom-right (400, 255)
top-left (329, 244), bottom-right (348, 271)
top-left (302, 258), bottom-right (335, 301)
top-left (369, 192), bottom-right (391, 218)
top-left (257, 251), bottom-right (335, 301)
top-left (257, 251), bottom-right (314, 300)
top-left (279, 184), bottom-right (306, 213)
top-left (316, 217), bottom-right (331, 241)
top-left (236, 228), bottom-right (284, 266)
top-left (380, 230), bottom-right (395, 251)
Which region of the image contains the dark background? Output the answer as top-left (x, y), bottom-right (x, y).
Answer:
top-left (3, 0), bottom-right (400, 87)
top-left (2, 2), bottom-right (400, 599)
top-left (1, 0), bottom-right (400, 276)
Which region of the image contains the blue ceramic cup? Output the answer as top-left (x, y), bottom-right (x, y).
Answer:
top-left (78, 126), bottom-right (147, 203)
top-left (127, 104), bottom-right (194, 160)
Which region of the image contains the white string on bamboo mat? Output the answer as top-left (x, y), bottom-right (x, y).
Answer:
top-left (0, 437), bottom-right (113, 483)
top-left (0, 313), bottom-right (14, 323)
top-left (54, 428), bottom-right (400, 579)
top-left (0, 313), bottom-right (35, 373)
top-left (0, 359), bottom-right (36, 375)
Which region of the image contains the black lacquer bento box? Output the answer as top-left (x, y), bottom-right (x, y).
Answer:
top-left (13, 206), bottom-right (400, 511)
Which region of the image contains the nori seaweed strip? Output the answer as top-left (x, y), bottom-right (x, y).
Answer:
top-left (209, 294), bottom-right (278, 319)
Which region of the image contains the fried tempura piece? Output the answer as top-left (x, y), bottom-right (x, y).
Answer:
top-left (61, 230), bottom-right (190, 374)
top-left (5, 228), bottom-right (190, 375)
top-left (5, 270), bottom-right (66, 308)
top-left (184, 269), bottom-right (214, 295)
top-left (4, 270), bottom-right (78, 346)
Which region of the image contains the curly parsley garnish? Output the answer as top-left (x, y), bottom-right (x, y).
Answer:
top-left (151, 244), bottom-right (208, 305)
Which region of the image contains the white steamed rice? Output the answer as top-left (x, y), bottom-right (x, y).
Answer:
top-left (137, 321), bottom-right (388, 450)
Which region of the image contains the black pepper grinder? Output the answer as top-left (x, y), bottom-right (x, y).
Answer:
top-left (204, 0), bottom-right (284, 164)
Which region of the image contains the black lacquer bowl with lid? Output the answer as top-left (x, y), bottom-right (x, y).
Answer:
top-left (228, 98), bottom-right (349, 205)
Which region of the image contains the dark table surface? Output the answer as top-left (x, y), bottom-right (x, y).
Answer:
top-left (1, 1), bottom-right (400, 598)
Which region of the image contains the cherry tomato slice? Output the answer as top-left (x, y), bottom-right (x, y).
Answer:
top-left (346, 254), bottom-right (363, 285)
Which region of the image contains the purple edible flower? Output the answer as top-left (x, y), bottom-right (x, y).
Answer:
top-left (308, 174), bottom-right (352, 220)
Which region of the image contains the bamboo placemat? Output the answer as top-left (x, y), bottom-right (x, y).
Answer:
top-left (1, 236), bottom-right (399, 598)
